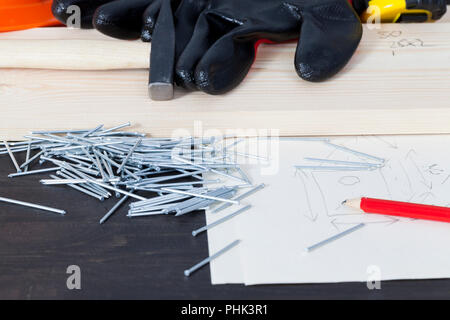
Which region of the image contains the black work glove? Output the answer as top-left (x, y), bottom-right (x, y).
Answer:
top-left (175, 0), bottom-right (363, 95)
top-left (52, 0), bottom-right (206, 47)
top-left (52, 0), bottom-right (209, 100)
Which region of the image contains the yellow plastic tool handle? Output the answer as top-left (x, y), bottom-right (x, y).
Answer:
top-left (360, 0), bottom-right (447, 23)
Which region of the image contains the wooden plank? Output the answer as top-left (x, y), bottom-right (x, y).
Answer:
top-left (0, 39), bottom-right (150, 70)
top-left (0, 23), bottom-right (450, 140)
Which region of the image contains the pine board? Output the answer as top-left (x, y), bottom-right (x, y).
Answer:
top-left (0, 22), bottom-right (450, 140)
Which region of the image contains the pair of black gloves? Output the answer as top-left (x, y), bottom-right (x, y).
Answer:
top-left (52, 0), bottom-right (362, 96)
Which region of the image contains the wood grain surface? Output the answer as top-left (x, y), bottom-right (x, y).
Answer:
top-left (1, 153), bottom-right (450, 299)
top-left (1, 22), bottom-right (450, 140)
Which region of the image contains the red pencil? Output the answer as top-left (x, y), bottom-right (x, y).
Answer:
top-left (343, 197), bottom-right (450, 223)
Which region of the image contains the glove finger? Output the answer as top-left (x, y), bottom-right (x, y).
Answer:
top-left (295, 1), bottom-right (362, 82)
top-left (173, 0), bottom-right (209, 59)
top-left (141, 0), bottom-right (162, 42)
top-left (93, 0), bottom-right (155, 40)
top-left (193, 28), bottom-right (256, 95)
top-left (142, 0), bottom-right (183, 42)
top-left (175, 12), bottom-right (241, 90)
top-left (52, 0), bottom-right (112, 28)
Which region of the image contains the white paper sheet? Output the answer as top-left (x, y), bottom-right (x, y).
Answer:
top-left (206, 136), bottom-right (450, 285)
top-left (205, 206), bottom-right (245, 284)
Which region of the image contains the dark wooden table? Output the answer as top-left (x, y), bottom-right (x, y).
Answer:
top-left (1, 154), bottom-right (449, 300)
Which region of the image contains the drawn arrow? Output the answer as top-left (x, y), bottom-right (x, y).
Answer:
top-left (330, 216), bottom-right (399, 231)
top-left (405, 150), bottom-right (432, 190)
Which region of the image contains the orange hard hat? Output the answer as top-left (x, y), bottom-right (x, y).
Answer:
top-left (0, 0), bottom-right (62, 32)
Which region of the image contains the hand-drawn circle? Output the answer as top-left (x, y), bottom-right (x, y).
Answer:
top-left (338, 176), bottom-right (361, 186)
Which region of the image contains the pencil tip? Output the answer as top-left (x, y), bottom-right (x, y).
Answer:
top-left (341, 200), bottom-right (347, 205)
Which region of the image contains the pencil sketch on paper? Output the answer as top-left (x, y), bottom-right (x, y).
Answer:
top-left (338, 176), bottom-right (360, 186)
top-left (294, 136), bottom-right (450, 231)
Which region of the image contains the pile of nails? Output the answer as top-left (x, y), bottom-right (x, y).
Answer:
top-left (1, 122), bottom-right (268, 276)
top-left (1, 122), bottom-right (263, 224)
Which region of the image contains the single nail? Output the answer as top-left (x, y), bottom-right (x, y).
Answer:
top-left (305, 223), bottom-right (365, 253)
top-left (193, 205), bottom-right (251, 237)
top-left (0, 196), bottom-right (66, 215)
top-left (324, 142), bottom-right (385, 163)
top-left (24, 142), bottom-right (31, 172)
top-left (304, 157), bottom-right (382, 167)
top-left (4, 140), bottom-right (22, 172)
top-left (162, 188), bottom-right (238, 205)
top-left (97, 122), bottom-right (131, 135)
top-left (49, 174), bottom-right (104, 201)
top-left (9, 167), bottom-right (60, 178)
top-left (57, 170), bottom-right (109, 198)
top-left (213, 184), bottom-right (264, 213)
top-left (117, 138), bottom-right (142, 174)
top-left (100, 194), bottom-right (130, 224)
top-left (184, 240), bottom-right (241, 277)
top-left (295, 165), bottom-right (377, 171)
